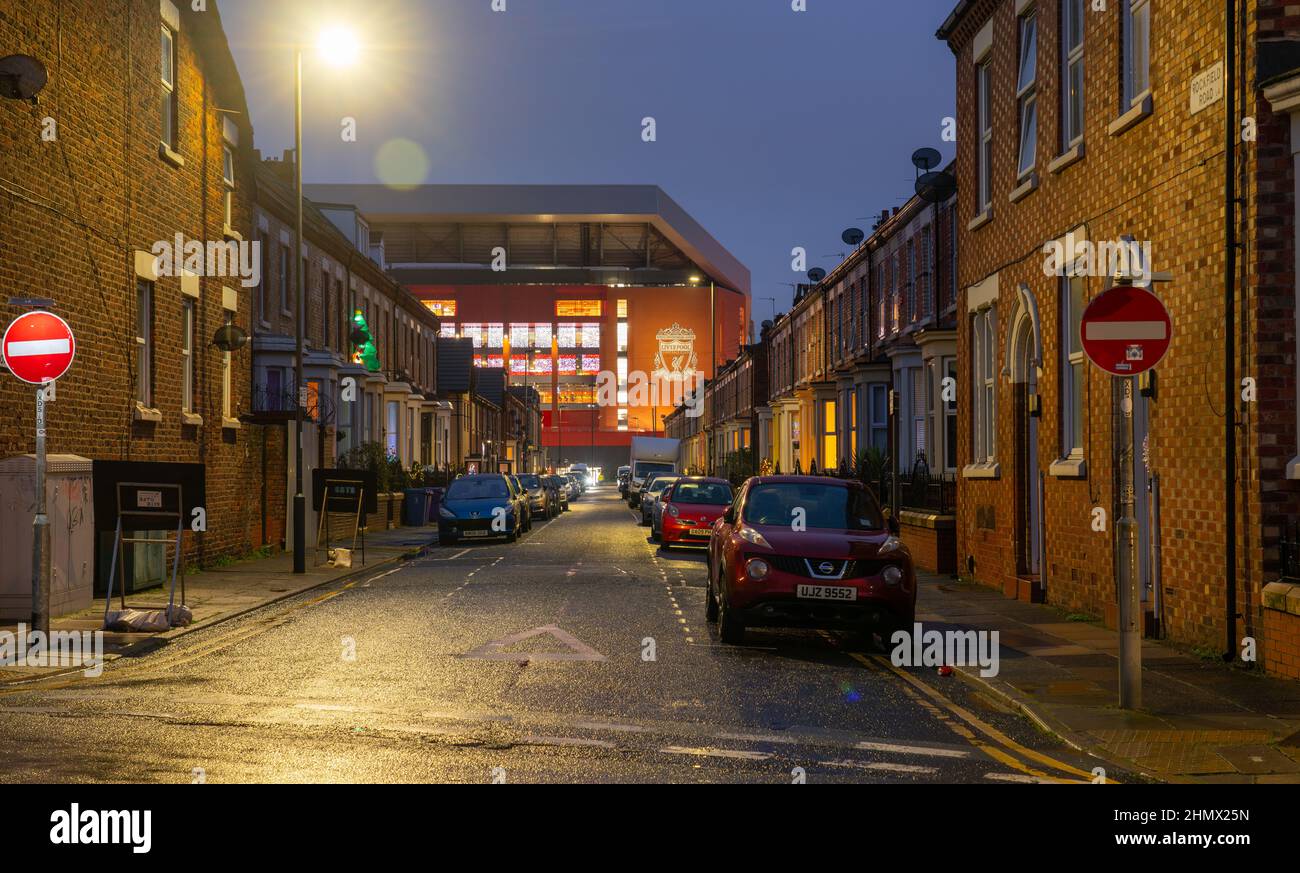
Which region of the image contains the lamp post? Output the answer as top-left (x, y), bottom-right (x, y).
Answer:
top-left (292, 27), bottom-right (358, 574)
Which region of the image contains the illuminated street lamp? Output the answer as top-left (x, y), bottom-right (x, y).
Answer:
top-left (291, 25), bottom-right (360, 574)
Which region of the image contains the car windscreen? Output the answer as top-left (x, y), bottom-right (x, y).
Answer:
top-left (518, 476), bottom-right (541, 488)
top-left (670, 482), bottom-right (732, 505)
top-left (446, 477), bottom-right (509, 500)
top-left (634, 461), bottom-right (675, 479)
top-left (742, 483), bottom-right (884, 531)
top-left (646, 477), bottom-right (678, 495)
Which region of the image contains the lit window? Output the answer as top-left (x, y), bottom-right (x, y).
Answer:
top-left (462, 323), bottom-right (482, 348)
top-left (558, 355), bottom-right (577, 374)
top-left (510, 324), bottom-right (529, 348)
top-left (424, 300), bottom-right (456, 317)
top-left (617, 323), bottom-right (628, 352)
top-left (534, 323), bottom-right (552, 347)
top-left (581, 323), bottom-right (601, 348)
top-left (440, 323), bottom-right (457, 338)
top-left (487, 323), bottom-right (503, 348)
top-left (556, 300), bottom-right (602, 317)
top-left (972, 308), bottom-right (997, 463)
top-left (581, 355), bottom-right (601, 374)
top-left (617, 299), bottom-right (628, 318)
top-left (822, 399), bottom-right (837, 469)
top-left (557, 323), bottom-right (577, 347)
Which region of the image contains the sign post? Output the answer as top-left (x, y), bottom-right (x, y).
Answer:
top-left (2, 310), bottom-right (76, 636)
top-left (1081, 281), bottom-right (1171, 710)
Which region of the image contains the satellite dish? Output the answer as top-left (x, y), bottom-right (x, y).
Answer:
top-left (807, 268), bottom-right (827, 283)
top-left (911, 147), bottom-right (942, 172)
top-left (0, 55), bottom-right (48, 101)
top-left (915, 170), bottom-right (958, 204)
top-left (211, 323), bottom-right (249, 353)
top-left (841, 228), bottom-right (865, 247)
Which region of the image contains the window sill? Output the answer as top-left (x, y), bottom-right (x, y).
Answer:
top-left (1009, 172), bottom-right (1039, 203)
top-left (182, 411), bottom-right (204, 427)
top-left (158, 143), bottom-right (185, 168)
top-left (222, 416), bottom-right (241, 431)
top-left (1049, 456), bottom-right (1087, 478)
top-left (961, 462), bottom-right (1000, 480)
top-left (1108, 93), bottom-right (1153, 137)
top-left (1047, 142), bottom-right (1085, 175)
top-left (133, 403), bottom-right (162, 423)
top-left (967, 210), bottom-right (993, 232)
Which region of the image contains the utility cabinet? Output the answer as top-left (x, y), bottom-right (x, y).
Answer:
top-left (0, 454), bottom-right (94, 621)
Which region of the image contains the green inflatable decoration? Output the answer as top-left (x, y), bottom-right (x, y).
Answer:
top-left (351, 310), bottom-right (381, 372)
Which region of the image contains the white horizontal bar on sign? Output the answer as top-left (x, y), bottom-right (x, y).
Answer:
top-left (5, 338), bottom-right (70, 357)
top-left (1084, 321), bottom-right (1166, 341)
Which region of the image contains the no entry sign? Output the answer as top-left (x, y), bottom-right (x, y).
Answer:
top-left (1080, 285), bottom-right (1171, 376)
top-left (2, 311), bottom-right (76, 384)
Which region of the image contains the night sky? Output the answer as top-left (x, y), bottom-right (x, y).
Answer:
top-left (219, 0), bottom-right (958, 320)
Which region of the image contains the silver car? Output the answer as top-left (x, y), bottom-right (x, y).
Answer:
top-left (639, 475), bottom-right (679, 527)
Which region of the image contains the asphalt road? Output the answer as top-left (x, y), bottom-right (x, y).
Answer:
top-left (0, 485), bottom-right (1123, 784)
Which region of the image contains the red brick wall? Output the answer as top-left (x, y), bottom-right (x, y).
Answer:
top-left (0, 2), bottom-right (263, 574)
top-left (945, 1), bottom-right (1285, 657)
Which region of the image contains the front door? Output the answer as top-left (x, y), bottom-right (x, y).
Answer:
top-left (1015, 320), bottom-right (1042, 578)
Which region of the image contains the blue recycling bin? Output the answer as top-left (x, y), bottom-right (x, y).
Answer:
top-left (428, 487), bottom-right (445, 525)
top-left (403, 488), bottom-right (431, 526)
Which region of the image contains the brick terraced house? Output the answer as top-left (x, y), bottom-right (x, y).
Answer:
top-left (938, 0), bottom-right (1300, 677)
top-left (0, 0), bottom-right (266, 614)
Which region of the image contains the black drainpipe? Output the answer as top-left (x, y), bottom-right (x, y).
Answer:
top-left (1224, 0), bottom-right (1238, 661)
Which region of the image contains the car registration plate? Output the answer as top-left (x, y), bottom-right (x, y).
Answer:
top-left (463, 530), bottom-right (490, 538)
top-left (688, 529), bottom-right (711, 537)
top-left (797, 584), bottom-right (857, 601)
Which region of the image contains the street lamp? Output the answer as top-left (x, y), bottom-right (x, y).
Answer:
top-left (292, 26), bottom-right (359, 574)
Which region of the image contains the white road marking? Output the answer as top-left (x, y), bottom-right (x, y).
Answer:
top-left (659, 746), bottom-right (771, 761)
top-left (463, 625), bottom-right (607, 662)
top-left (821, 760), bottom-right (939, 776)
top-left (854, 740), bottom-right (972, 759)
top-left (984, 772), bottom-right (1057, 784)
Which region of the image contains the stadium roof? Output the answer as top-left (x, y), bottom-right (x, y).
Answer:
top-left (303, 184), bottom-right (750, 297)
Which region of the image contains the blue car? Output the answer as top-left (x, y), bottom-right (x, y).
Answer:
top-left (437, 474), bottom-right (523, 545)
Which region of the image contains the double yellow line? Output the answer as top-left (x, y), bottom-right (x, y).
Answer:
top-left (849, 650), bottom-right (1115, 783)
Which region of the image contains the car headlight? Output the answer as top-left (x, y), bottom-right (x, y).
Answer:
top-left (745, 557), bottom-right (771, 580)
top-left (438, 506), bottom-right (457, 520)
top-left (876, 535), bottom-right (905, 557)
top-left (737, 526), bottom-right (772, 549)
top-left (882, 565), bottom-right (903, 586)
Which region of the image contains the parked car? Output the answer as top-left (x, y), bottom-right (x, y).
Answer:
top-left (706, 476), bottom-right (914, 646)
top-left (506, 474), bottom-right (533, 532)
top-left (566, 472), bottom-right (586, 496)
top-left (617, 466), bottom-right (632, 497)
top-left (639, 475), bottom-right (679, 527)
top-left (655, 477), bottom-right (733, 548)
top-left (437, 474), bottom-right (526, 545)
top-left (547, 475), bottom-right (570, 511)
top-left (629, 471), bottom-right (669, 510)
top-left (518, 474), bottom-right (559, 520)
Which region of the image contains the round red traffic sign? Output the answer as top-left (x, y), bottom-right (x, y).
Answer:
top-left (2, 311), bottom-right (76, 384)
top-left (1079, 285), bottom-right (1171, 376)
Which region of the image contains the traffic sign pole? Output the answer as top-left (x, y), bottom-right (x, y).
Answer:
top-left (1082, 280), bottom-right (1171, 710)
top-left (32, 385), bottom-right (50, 636)
top-left (1115, 376), bottom-right (1141, 709)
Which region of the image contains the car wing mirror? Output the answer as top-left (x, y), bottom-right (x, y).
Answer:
top-left (888, 515), bottom-right (900, 536)
top-left (723, 507), bottom-right (736, 524)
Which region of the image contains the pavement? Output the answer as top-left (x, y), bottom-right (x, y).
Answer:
top-left (0, 525), bottom-right (439, 685)
top-left (2, 486), bottom-right (1298, 784)
top-left (915, 575), bottom-right (1300, 783)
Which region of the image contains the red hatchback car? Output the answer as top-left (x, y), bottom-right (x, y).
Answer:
top-left (657, 477), bottom-right (733, 549)
top-left (706, 475), bottom-right (916, 645)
